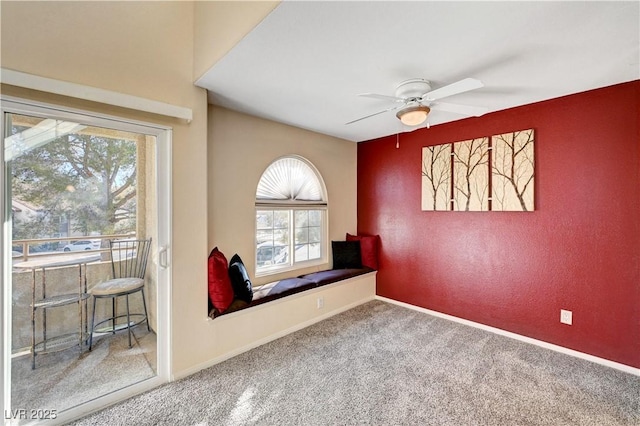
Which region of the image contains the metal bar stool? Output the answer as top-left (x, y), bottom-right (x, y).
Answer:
top-left (89, 238), bottom-right (151, 350)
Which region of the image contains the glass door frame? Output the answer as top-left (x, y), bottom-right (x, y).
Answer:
top-left (1, 96), bottom-right (172, 425)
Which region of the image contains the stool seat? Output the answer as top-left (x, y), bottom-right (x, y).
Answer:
top-left (91, 278), bottom-right (144, 296)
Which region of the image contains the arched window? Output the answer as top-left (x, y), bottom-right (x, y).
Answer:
top-left (255, 156), bottom-right (327, 275)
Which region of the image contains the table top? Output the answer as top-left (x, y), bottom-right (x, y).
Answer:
top-left (13, 253), bottom-right (102, 270)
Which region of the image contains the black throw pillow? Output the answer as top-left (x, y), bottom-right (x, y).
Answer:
top-left (228, 254), bottom-right (253, 303)
top-left (332, 240), bottom-right (362, 269)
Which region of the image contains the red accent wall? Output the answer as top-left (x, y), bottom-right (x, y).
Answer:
top-left (357, 81), bottom-right (640, 368)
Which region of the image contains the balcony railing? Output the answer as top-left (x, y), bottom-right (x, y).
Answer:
top-left (11, 234), bottom-right (135, 263)
top-left (10, 233), bottom-right (143, 353)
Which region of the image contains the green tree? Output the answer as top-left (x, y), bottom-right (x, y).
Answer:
top-left (10, 129), bottom-right (137, 239)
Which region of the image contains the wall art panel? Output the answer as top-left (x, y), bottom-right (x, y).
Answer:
top-left (421, 144), bottom-right (451, 211)
top-left (453, 137), bottom-right (489, 211)
top-left (491, 129), bottom-right (535, 211)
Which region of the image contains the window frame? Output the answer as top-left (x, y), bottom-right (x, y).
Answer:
top-left (255, 156), bottom-right (328, 278)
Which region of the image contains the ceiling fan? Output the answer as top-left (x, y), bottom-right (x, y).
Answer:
top-left (346, 78), bottom-right (488, 127)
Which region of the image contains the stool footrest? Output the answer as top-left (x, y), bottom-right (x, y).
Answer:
top-left (93, 314), bottom-right (147, 334)
top-left (89, 287), bottom-right (150, 350)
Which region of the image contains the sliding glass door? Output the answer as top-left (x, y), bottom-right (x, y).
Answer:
top-left (2, 98), bottom-right (171, 424)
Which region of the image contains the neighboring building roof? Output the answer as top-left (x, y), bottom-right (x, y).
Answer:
top-left (12, 198), bottom-right (42, 213)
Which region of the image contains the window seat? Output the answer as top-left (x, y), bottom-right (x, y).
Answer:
top-left (209, 267), bottom-right (374, 319)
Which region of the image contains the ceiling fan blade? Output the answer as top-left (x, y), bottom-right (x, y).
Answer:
top-left (358, 93), bottom-right (405, 103)
top-left (345, 104), bottom-right (406, 125)
top-left (431, 102), bottom-right (488, 117)
top-left (423, 78), bottom-right (484, 101)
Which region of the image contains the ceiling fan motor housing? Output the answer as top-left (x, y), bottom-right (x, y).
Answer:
top-left (395, 78), bottom-right (432, 99)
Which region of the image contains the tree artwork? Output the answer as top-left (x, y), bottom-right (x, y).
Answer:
top-left (421, 129), bottom-right (534, 212)
top-left (453, 138), bottom-right (489, 211)
top-left (421, 144), bottom-right (451, 211)
top-left (491, 129), bottom-right (535, 211)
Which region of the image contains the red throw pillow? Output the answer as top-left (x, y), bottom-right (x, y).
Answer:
top-left (208, 247), bottom-right (234, 313)
top-left (346, 233), bottom-right (380, 270)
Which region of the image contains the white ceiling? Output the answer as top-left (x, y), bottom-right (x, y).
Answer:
top-left (196, 1), bottom-right (640, 142)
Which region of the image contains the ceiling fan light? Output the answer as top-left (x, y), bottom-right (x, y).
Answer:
top-left (396, 106), bottom-right (430, 126)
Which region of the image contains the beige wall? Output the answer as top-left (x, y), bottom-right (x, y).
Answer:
top-left (1, 1), bottom-right (197, 107)
top-left (208, 106), bottom-right (358, 287)
top-left (1, 0), bottom-right (358, 381)
top-left (193, 1), bottom-right (280, 81)
top-left (1, 1), bottom-right (208, 376)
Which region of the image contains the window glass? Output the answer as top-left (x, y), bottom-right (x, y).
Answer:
top-left (256, 210), bottom-right (290, 267)
top-left (3, 106), bottom-right (164, 417)
top-left (294, 209), bottom-right (322, 263)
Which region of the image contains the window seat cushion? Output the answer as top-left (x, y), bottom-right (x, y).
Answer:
top-left (298, 267), bottom-right (374, 286)
top-left (250, 277), bottom-right (316, 306)
top-left (209, 267), bottom-right (374, 319)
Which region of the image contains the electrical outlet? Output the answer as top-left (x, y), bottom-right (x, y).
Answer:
top-left (560, 309), bottom-right (572, 325)
top-left (317, 297), bottom-right (324, 309)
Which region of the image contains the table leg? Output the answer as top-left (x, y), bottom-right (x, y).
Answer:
top-left (31, 269), bottom-right (36, 370)
top-left (78, 264), bottom-right (82, 350)
top-left (42, 268), bottom-right (47, 351)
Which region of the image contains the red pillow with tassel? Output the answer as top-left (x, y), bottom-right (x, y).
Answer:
top-left (208, 247), bottom-right (234, 313)
top-left (346, 233), bottom-right (380, 270)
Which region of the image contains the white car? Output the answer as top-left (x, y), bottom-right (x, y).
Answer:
top-left (63, 240), bottom-right (98, 252)
top-left (256, 242), bottom-right (288, 266)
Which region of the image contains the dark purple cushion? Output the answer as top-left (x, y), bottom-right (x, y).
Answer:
top-left (209, 299), bottom-right (249, 319)
top-left (300, 267), bottom-right (374, 286)
top-left (251, 277), bottom-right (316, 306)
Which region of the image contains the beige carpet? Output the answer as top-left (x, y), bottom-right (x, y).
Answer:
top-left (72, 300), bottom-right (640, 425)
top-left (11, 327), bottom-right (156, 414)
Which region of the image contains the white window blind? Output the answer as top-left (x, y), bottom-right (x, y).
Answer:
top-left (256, 157), bottom-right (325, 203)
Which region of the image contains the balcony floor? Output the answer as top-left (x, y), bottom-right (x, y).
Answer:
top-left (11, 326), bottom-right (156, 414)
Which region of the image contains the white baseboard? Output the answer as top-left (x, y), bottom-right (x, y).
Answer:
top-left (376, 296), bottom-right (640, 377)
